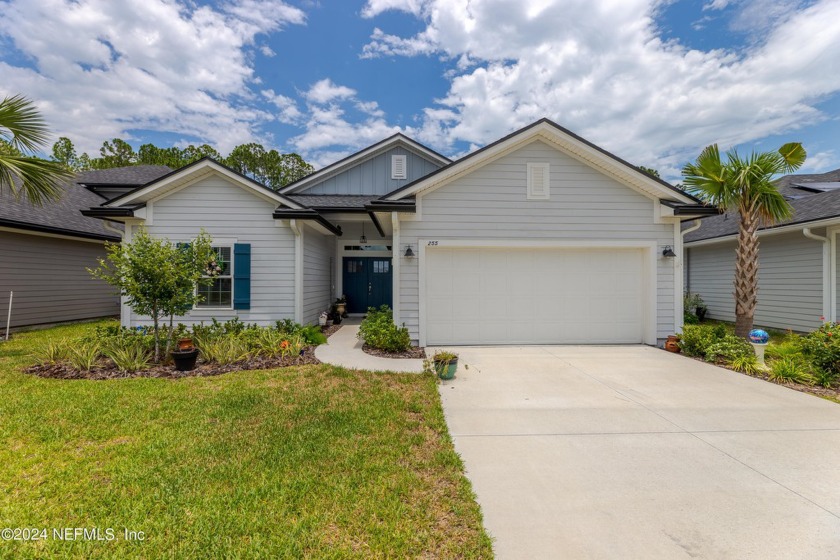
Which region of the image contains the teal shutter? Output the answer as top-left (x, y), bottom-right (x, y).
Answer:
top-left (233, 243), bottom-right (251, 310)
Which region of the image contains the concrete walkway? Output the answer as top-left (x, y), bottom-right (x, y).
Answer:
top-left (315, 322), bottom-right (424, 373)
top-left (442, 345), bottom-right (840, 559)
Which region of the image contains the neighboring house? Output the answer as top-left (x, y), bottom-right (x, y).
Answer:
top-left (84, 119), bottom-right (713, 346)
top-left (684, 168), bottom-right (840, 332)
top-left (0, 165), bottom-right (169, 330)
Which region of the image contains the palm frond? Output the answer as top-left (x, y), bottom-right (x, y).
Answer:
top-left (752, 183), bottom-right (793, 224)
top-left (0, 155), bottom-right (72, 205)
top-left (0, 95), bottom-right (50, 153)
top-left (777, 142), bottom-right (806, 173)
top-left (681, 144), bottom-right (733, 207)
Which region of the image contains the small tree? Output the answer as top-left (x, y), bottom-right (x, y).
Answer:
top-left (89, 229), bottom-right (215, 361)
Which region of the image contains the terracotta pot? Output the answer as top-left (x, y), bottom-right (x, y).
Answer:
top-left (177, 337), bottom-right (194, 351)
top-left (664, 335), bottom-right (681, 353)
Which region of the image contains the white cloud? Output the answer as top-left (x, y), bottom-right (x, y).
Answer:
top-left (304, 79), bottom-right (357, 104)
top-left (800, 150), bottom-right (838, 173)
top-left (361, 0), bottom-right (427, 18)
top-left (359, 0), bottom-right (840, 178)
top-left (0, 0), bottom-right (305, 153)
top-left (261, 89), bottom-right (304, 124)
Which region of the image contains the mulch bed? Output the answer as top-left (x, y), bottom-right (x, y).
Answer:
top-left (362, 344), bottom-right (426, 359)
top-left (25, 347), bottom-right (320, 380)
top-left (322, 324), bottom-right (342, 338)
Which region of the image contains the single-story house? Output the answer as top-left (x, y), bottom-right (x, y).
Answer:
top-left (0, 165), bottom-right (169, 330)
top-left (684, 168), bottom-right (840, 332)
top-left (83, 119), bottom-right (714, 346)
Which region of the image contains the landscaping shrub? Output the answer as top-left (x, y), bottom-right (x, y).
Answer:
top-left (198, 336), bottom-right (250, 365)
top-left (67, 342), bottom-right (101, 371)
top-left (358, 305), bottom-right (411, 353)
top-left (679, 324), bottom-right (728, 358)
top-left (798, 322), bottom-right (840, 378)
top-left (768, 357), bottom-right (815, 385)
top-left (103, 340), bottom-right (152, 373)
top-left (729, 354), bottom-right (762, 374)
top-left (38, 338), bottom-right (70, 364)
top-left (704, 335), bottom-right (754, 364)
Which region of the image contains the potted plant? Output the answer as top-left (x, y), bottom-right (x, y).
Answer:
top-left (684, 292), bottom-right (708, 322)
top-left (334, 296), bottom-right (347, 317)
top-left (432, 350), bottom-right (458, 380)
top-left (318, 311), bottom-right (328, 327)
top-left (171, 347), bottom-right (199, 371)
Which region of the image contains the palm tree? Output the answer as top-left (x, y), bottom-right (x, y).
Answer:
top-left (682, 143), bottom-right (806, 338)
top-left (0, 94), bottom-right (73, 204)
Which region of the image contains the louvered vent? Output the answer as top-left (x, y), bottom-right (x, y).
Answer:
top-left (527, 162), bottom-right (550, 200)
top-left (392, 155), bottom-right (407, 179)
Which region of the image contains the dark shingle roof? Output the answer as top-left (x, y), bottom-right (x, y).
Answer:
top-left (286, 194), bottom-right (382, 209)
top-left (685, 168), bottom-right (840, 242)
top-left (76, 165), bottom-right (172, 186)
top-left (0, 175), bottom-right (124, 241)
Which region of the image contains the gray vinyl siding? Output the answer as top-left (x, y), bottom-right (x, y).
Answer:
top-left (302, 225), bottom-right (333, 325)
top-left (398, 139), bottom-right (678, 343)
top-left (131, 176), bottom-right (295, 327)
top-left (0, 230), bottom-right (118, 329)
top-left (305, 147), bottom-right (442, 195)
top-left (686, 231), bottom-right (824, 332)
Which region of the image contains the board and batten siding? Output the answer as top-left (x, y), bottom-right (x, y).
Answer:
top-left (0, 230), bottom-right (118, 329)
top-left (686, 231), bottom-right (824, 332)
top-left (302, 224), bottom-right (333, 325)
top-left (304, 147), bottom-right (442, 195)
top-left (397, 139), bottom-right (678, 343)
top-left (130, 176), bottom-right (296, 326)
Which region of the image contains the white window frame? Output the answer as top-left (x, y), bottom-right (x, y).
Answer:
top-left (527, 162), bottom-right (550, 200)
top-left (194, 244), bottom-right (234, 310)
top-left (391, 155), bottom-right (407, 180)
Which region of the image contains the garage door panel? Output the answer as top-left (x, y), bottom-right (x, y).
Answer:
top-left (425, 246), bottom-right (646, 345)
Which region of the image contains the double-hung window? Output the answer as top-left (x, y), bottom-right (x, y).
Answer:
top-left (196, 246), bottom-right (233, 308)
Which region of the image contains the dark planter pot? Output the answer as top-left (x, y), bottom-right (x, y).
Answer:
top-left (171, 348), bottom-right (199, 372)
top-left (434, 358), bottom-right (458, 380)
top-left (696, 307), bottom-right (707, 321)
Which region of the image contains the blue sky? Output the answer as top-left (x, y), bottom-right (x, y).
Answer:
top-left (1, 0), bottom-right (838, 181)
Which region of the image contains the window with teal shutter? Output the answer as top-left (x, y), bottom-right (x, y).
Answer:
top-left (233, 243), bottom-right (251, 310)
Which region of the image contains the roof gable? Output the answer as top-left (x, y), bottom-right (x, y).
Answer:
top-left (103, 158), bottom-right (302, 209)
top-left (279, 133), bottom-right (451, 195)
top-left (382, 119), bottom-right (698, 205)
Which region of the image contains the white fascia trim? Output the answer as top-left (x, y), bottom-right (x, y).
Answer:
top-left (685, 216), bottom-right (840, 247)
top-left (290, 220), bottom-right (303, 323)
top-left (416, 238), bottom-right (658, 347)
top-left (830, 227), bottom-right (839, 323)
top-left (280, 135), bottom-right (450, 194)
top-left (106, 160), bottom-right (303, 209)
top-left (385, 122), bottom-right (695, 205)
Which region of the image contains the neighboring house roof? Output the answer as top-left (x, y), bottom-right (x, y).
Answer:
top-left (279, 133), bottom-right (451, 194)
top-left (286, 194), bottom-right (382, 210)
top-left (684, 168), bottom-right (840, 243)
top-left (0, 175), bottom-right (122, 241)
top-left (381, 118), bottom-right (707, 212)
top-left (76, 165), bottom-right (172, 186)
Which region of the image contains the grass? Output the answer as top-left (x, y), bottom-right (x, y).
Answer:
top-left (0, 321), bottom-right (492, 559)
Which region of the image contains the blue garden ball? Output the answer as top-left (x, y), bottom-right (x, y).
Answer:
top-left (748, 329), bottom-right (770, 344)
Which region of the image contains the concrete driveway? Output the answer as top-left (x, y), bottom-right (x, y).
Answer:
top-left (439, 346), bottom-right (840, 559)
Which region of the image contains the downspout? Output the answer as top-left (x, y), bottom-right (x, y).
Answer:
top-left (803, 228), bottom-right (832, 322)
top-left (102, 219), bottom-right (124, 239)
top-left (290, 220), bottom-right (303, 323)
top-left (676, 219), bottom-right (703, 333)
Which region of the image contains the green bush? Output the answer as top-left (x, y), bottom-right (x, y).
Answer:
top-left (68, 342), bottom-right (101, 371)
top-left (198, 336), bottom-right (250, 365)
top-left (683, 312), bottom-right (699, 325)
top-left (798, 322), bottom-right (840, 376)
top-left (730, 354), bottom-right (762, 375)
top-left (704, 335), bottom-right (754, 363)
top-left (769, 358), bottom-right (815, 385)
top-left (678, 324), bottom-right (728, 358)
top-left (358, 305), bottom-right (411, 353)
top-left (104, 340), bottom-right (151, 373)
top-left (38, 338), bottom-right (71, 364)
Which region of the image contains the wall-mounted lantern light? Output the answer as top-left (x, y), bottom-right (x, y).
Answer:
top-left (662, 245), bottom-right (676, 258)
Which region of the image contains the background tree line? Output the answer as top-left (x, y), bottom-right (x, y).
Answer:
top-left (50, 137), bottom-right (314, 191)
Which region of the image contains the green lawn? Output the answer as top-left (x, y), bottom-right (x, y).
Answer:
top-left (0, 321), bottom-right (492, 559)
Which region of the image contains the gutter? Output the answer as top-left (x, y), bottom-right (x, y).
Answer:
top-left (803, 228), bottom-right (833, 322)
top-left (675, 219), bottom-right (703, 333)
top-left (289, 220), bottom-right (303, 324)
top-left (0, 218), bottom-right (120, 242)
top-left (272, 209), bottom-right (343, 236)
top-left (365, 200), bottom-right (417, 213)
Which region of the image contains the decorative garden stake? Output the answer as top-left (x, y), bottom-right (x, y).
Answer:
top-left (748, 328), bottom-right (770, 367)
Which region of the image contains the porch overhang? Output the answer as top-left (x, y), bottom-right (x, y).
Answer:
top-left (272, 209), bottom-right (343, 236)
top-left (659, 200), bottom-right (719, 217)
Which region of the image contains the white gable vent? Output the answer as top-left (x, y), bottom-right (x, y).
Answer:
top-left (527, 162), bottom-right (550, 200)
top-left (392, 155), bottom-right (407, 180)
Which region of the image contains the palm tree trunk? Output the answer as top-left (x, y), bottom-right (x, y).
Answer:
top-left (734, 209), bottom-right (760, 338)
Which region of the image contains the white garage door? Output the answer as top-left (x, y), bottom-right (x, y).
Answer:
top-left (425, 246), bottom-right (646, 345)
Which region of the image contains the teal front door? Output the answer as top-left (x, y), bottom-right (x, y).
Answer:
top-left (343, 257), bottom-right (393, 313)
